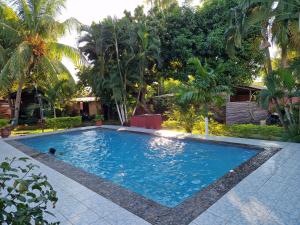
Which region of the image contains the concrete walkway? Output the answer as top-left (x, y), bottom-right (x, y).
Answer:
top-left (1, 126), bottom-right (299, 225)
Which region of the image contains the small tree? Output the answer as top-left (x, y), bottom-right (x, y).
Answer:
top-left (0, 157), bottom-right (58, 224)
top-left (260, 68), bottom-right (300, 141)
top-left (178, 57), bottom-right (229, 136)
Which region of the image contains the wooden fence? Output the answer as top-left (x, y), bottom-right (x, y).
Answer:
top-left (226, 101), bottom-right (268, 125)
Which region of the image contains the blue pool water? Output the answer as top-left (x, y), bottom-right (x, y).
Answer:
top-left (20, 129), bottom-right (258, 207)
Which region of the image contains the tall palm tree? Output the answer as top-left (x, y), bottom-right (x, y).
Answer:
top-left (133, 21), bottom-right (161, 115)
top-left (179, 57), bottom-right (229, 136)
top-left (226, 0), bottom-right (300, 74)
top-left (0, 0), bottom-right (80, 125)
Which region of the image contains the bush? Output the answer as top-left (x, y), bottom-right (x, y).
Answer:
top-left (164, 106), bottom-right (199, 133)
top-left (94, 114), bottom-right (104, 121)
top-left (45, 116), bottom-right (82, 129)
top-left (228, 124), bottom-right (284, 140)
top-left (0, 157), bottom-right (58, 224)
top-left (162, 120), bottom-right (181, 130)
top-left (194, 119), bottom-right (228, 136)
top-left (162, 116), bottom-right (285, 141)
top-left (0, 119), bottom-right (9, 128)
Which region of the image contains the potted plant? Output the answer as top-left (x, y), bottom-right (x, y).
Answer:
top-left (1, 125), bottom-right (12, 138)
top-left (95, 114), bottom-right (104, 126)
top-left (0, 119), bottom-right (11, 138)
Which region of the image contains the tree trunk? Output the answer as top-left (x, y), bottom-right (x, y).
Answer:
top-left (7, 94), bottom-right (14, 119)
top-left (281, 20), bottom-right (289, 68)
top-left (133, 89), bottom-right (142, 116)
top-left (274, 98), bottom-right (288, 130)
top-left (261, 26), bottom-right (273, 75)
top-left (265, 47), bottom-right (273, 75)
top-left (53, 107), bottom-right (56, 118)
top-left (281, 44), bottom-right (288, 68)
top-left (115, 100), bottom-right (124, 125)
top-left (204, 116), bottom-right (209, 136)
top-left (13, 77), bottom-right (25, 127)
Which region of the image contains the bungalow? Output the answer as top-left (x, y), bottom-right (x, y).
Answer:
top-left (70, 97), bottom-right (101, 118)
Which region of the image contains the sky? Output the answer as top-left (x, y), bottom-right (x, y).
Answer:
top-left (59, 0), bottom-right (189, 80)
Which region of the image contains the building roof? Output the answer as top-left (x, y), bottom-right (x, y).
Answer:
top-left (237, 85), bottom-right (266, 91)
top-left (72, 97), bottom-right (99, 102)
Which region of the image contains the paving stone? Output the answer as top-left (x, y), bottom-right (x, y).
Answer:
top-left (2, 127), bottom-right (300, 225)
top-left (68, 209), bottom-right (101, 225)
top-left (190, 211), bottom-right (227, 225)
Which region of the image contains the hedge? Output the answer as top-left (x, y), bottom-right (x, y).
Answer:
top-left (0, 119), bottom-right (9, 128)
top-left (228, 124), bottom-right (284, 141)
top-left (162, 119), bottom-right (284, 141)
top-left (45, 117), bottom-right (82, 129)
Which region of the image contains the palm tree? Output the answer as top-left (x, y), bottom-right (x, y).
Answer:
top-left (133, 21), bottom-right (161, 115)
top-left (226, 0), bottom-right (300, 74)
top-left (178, 57), bottom-right (229, 136)
top-left (260, 68), bottom-right (300, 131)
top-left (0, 0), bottom-right (80, 125)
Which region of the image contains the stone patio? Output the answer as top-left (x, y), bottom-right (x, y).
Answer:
top-left (1, 126), bottom-right (299, 225)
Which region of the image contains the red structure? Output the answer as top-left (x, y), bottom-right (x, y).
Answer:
top-left (130, 114), bottom-right (162, 130)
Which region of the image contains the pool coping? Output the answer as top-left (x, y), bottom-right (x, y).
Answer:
top-left (5, 126), bottom-right (281, 225)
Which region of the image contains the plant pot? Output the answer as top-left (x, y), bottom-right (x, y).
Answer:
top-left (95, 120), bottom-right (102, 126)
top-left (1, 127), bottom-right (11, 138)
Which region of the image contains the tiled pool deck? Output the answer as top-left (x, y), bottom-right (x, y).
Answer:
top-left (1, 125), bottom-right (300, 225)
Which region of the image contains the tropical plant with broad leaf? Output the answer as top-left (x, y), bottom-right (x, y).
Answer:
top-left (178, 57), bottom-right (230, 135)
top-left (226, 0), bottom-right (300, 74)
top-left (44, 79), bottom-right (76, 118)
top-left (260, 67), bottom-right (300, 140)
top-left (0, 0), bottom-right (81, 125)
top-left (0, 157), bottom-right (58, 224)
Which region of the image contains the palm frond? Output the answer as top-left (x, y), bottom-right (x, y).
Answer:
top-left (47, 42), bottom-right (82, 65)
top-left (0, 41), bottom-right (32, 87)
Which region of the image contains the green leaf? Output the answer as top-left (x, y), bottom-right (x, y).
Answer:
top-left (0, 162), bottom-right (10, 171)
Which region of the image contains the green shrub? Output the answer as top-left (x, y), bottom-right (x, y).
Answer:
top-left (162, 120), bottom-right (180, 130)
top-left (94, 114), bottom-right (104, 121)
top-left (0, 157), bottom-right (58, 224)
top-left (228, 124), bottom-right (284, 140)
top-left (194, 120), bottom-right (228, 136)
top-left (0, 119), bottom-right (9, 128)
top-left (164, 106), bottom-right (199, 133)
top-left (162, 116), bottom-right (285, 141)
top-left (45, 116), bottom-right (82, 129)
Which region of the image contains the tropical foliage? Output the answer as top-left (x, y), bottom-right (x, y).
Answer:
top-left (163, 119), bottom-right (285, 141)
top-left (227, 0), bottom-right (300, 140)
top-left (0, 0), bottom-right (80, 125)
top-left (78, 0), bottom-right (263, 126)
top-left (0, 157), bottom-right (58, 224)
top-left (78, 8), bottom-right (161, 125)
top-left (176, 57), bottom-right (230, 135)
top-left (45, 116), bottom-right (82, 130)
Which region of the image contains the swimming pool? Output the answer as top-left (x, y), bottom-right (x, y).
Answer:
top-left (19, 128), bottom-right (258, 207)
